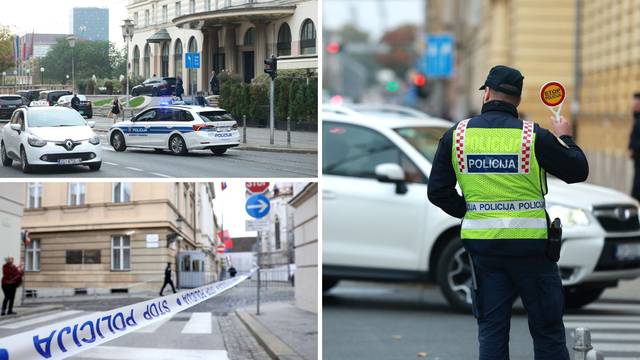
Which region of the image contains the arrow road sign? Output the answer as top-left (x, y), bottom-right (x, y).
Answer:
top-left (245, 194), bottom-right (271, 219)
top-left (185, 52), bottom-right (200, 69)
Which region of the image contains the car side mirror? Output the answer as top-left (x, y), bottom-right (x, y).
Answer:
top-left (375, 163), bottom-right (408, 195)
top-left (10, 123), bottom-right (21, 133)
top-left (87, 121), bottom-right (96, 128)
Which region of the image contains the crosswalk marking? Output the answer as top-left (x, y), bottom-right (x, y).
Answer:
top-left (584, 303), bottom-right (640, 312)
top-left (0, 310), bottom-right (84, 329)
top-left (134, 313), bottom-right (176, 333)
top-left (564, 321), bottom-right (640, 330)
top-left (589, 333), bottom-right (640, 341)
top-left (75, 346), bottom-right (228, 360)
top-left (181, 312), bottom-right (212, 334)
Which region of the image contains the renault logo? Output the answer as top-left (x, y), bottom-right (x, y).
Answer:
top-left (65, 140), bottom-right (74, 151)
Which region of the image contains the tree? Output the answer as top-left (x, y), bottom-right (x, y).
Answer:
top-left (110, 44), bottom-right (126, 79)
top-left (40, 39), bottom-right (112, 84)
top-left (376, 24), bottom-right (418, 77)
top-left (0, 26), bottom-right (14, 73)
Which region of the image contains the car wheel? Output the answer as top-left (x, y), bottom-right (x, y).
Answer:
top-left (169, 135), bottom-right (187, 155)
top-left (564, 286), bottom-right (606, 309)
top-left (323, 278), bottom-right (338, 293)
top-left (87, 113), bottom-right (93, 119)
top-left (110, 131), bottom-right (127, 152)
top-left (436, 235), bottom-right (473, 312)
top-left (211, 147), bottom-right (227, 155)
top-left (1, 142), bottom-right (12, 167)
top-left (152, 89), bottom-right (159, 97)
top-left (20, 146), bottom-right (33, 173)
top-left (88, 161), bottom-right (102, 171)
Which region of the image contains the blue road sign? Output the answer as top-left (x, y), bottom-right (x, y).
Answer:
top-left (245, 194), bottom-right (271, 219)
top-left (185, 52), bottom-right (201, 69)
top-left (419, 33), bottom-right (454, 79)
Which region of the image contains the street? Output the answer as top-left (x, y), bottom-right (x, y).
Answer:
top-left (323, 280), bottom-right (640, 360)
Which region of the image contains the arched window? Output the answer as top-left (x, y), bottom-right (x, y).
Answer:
top-left (174, 39), bottom-right (183, 78)
top-left (277, 23), bottom-right (291, 56)
top-left (161, 43), bottom-right (169, 77)
top-left (133, 46), bottom-right (140, 77)
top-left (300, 19), bottom-right (316, 55)
top-left (143, 44), bottom-right (151, 79)
top-left (244, 27), bottom-right (255, 46)
top-left (274, 216), bottom-right (281, 250)
top-left (187, 36), bottom-right (198, 94)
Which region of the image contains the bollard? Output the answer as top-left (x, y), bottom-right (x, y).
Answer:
top-left (243, 115), bottom-right (247, 144)
top-left (573, 327), bottom-right (604, 360)
top-left (287, 116), bottom-right (291, 147)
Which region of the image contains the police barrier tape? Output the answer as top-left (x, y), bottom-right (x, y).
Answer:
top-left (0, 268), bottom-right (257, 360)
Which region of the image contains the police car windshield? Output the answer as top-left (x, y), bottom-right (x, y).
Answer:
top-left (28, 111), bottom-right (87, 128)
top-left (198, 111), bottom-right (234, 123)
top-left (394, 126), bottom-right (448, 162)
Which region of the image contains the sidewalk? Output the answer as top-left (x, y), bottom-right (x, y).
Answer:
top-left (0, 304), bottom-right (63, 321)
top-left (236, 302), bottom-right (317, 360)
top-left (92, 116), bottom-right (317, 154)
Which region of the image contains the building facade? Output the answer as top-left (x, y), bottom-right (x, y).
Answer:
top-left (0, 184), bottom-right (25, 307)
top-left (289, 182), bottom-right (317, 313)
top-left (72, 7), bottom-right (110, 41)
top-left (258, 183), bottom-right (294, 268)
top-left (126, 0), bottom-right (317, 94)
top-left (21, 182), bottom-right (221, 297)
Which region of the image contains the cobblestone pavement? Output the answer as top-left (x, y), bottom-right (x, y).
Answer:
top-left (220, 313), bottom-right (271, 360)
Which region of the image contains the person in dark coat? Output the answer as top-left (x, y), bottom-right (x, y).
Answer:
top-left (70, 93), bottom-right (80, 112)
top-left (107, 96), bottom-right (122, 123)
top-left (629, 92), bottom-right (640, 201)
top-left (228, 266), bottom-right (237, 278)
top-left (175, 76), bottom-right (184, 100)
top-left (209, 70), bottom-right (220, 96)
top-left (2, 257), bottom-right (24, 316)
top-left (159, 263), bottom-right (176, 296)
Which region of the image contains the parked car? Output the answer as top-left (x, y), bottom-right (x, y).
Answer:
top-left (39, 90), bottom-right (72, 106)
top-left (322, 110), bottom-right (640, 311)
top-left (16, 89), bottom-right (44, 103)
top-left (57, 95), bottom-right (93, 118)
top-left (0, 95), bottom-right (27, 121)
top-left (131, 77), bottom-right (176, 97)
top-left (1, 105), bottom-right (101, 173)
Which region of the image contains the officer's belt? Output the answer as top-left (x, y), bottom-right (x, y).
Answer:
top-left (466, 199), bottom-right (546, 213)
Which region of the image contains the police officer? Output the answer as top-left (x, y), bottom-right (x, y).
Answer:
top-left (428, 65), bottom-right (589, 360)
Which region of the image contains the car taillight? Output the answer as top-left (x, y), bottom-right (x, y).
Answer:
top-left (232, 123), bottom-right (238, 129)
top-left (192, 124), bottom-right (212, 131)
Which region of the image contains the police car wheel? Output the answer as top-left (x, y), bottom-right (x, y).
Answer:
top-left (111, 132), bottom-right (126, 152)
top-left (211, 147), bottom-right (227, 155)
top-left (1, 142), bottom-right (12, 167)
top-left (169, 135), bottom-right (187, 155)
top-left (436, 236), bottom-right (473, 312)
top-left (20, 147), bottom-right (33, 173)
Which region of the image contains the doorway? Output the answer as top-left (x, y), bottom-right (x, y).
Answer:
top-left (243, 51), bottom-right (254, 83)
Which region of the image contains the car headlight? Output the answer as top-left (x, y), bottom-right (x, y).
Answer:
top-left (89, 134), bottom-right (100, 145)
top-left (27, 134), bottom-right (47, 147)
top-left (547, 204), bottom-right (590, 227)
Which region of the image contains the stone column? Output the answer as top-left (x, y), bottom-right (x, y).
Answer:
top-left (253, 22), bottom-right (269, 80)
top-left (223, 24), bottom-right (238, 75)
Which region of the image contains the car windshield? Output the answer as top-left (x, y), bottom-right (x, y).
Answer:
top-left (394, 126), bottom-right (448, 162)
top-left (28, 110), bottom-right (87, 127)
top-left (198, 111), bottom-right (234, 123)
top-left (0, 96), bottom-right (23, 105)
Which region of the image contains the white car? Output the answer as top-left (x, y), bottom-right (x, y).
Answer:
top-left (322, 110), bottom-right (640, 311)
top-left (108, 105), bottom-right (240, 155)
top-left (1, 106), bottom-right (102, 173)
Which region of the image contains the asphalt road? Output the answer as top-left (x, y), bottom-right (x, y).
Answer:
top-left (0, 134), bottom-right (317, 178)
top-left (323, 280), bottom-right (640, 360)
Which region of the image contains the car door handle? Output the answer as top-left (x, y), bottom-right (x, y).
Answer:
top-left (323, 191), bottom-right (337, 200)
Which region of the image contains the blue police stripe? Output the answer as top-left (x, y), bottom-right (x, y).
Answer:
top-left (113, 126), bottom-right (195, 134)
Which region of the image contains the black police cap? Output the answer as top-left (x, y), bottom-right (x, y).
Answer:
top-left (479, 65), bottom-right (524, 97)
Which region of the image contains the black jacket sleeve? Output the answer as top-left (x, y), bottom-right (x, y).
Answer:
top-left (629, 116), bottom-right (640, 152)
top-left (535, 126), bottom-right (589, 184)
top-left (427, 126), bottom-right (467, 218)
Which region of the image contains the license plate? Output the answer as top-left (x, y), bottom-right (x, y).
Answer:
top-left (58, 158), bottom-right (82, 165)
top-left (213, 132), bottom-right (233, 138)
top-left (217, 127), bottom-right (231, 132)
top-left (615, 243), bottom-right (640, 260)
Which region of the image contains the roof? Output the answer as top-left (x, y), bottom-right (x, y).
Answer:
top-left (147, 28), bottom-right (171, 44)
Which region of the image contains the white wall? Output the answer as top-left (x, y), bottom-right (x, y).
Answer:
top-left (0, 184), bottom-right (25, 306)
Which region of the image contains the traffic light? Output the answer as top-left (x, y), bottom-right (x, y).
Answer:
top-left (412, 73), bottom-right (428, 98)
top-left (326, 42), bottom-right (341, 54)
top-left (386, 81), bottom-right (399, 92)
top-left (264, 55), bottom-right (277, 80)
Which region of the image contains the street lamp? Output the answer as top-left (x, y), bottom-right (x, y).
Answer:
top-left (66, 74), bottom-right (70, 85)
top-left (67, 35), bottom-right (77, 92)
top-left (40, 67), bottom-right (45, 85)
top-left (121, 19), bottom-right (135, 108)
top-left (1, 72), bottom-right (5, 86)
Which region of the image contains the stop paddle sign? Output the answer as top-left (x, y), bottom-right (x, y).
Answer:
top-left (246, 182), bottom-right (270, 194)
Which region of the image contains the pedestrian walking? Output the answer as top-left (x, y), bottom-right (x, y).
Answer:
top-left (628, 92), bottom-right (640, 201)
top-left (159, 263), bottom-right (176, 296)
top-left (228, 266), bottom-right (237, 278)
top-left (428, 65), bottom-right (589, 360)
top-left (175, 76), bottom-right (184, 101)
top-left (107, 96), bottom-right (122, 123)
top-left (70, 93), bottom-right (80, 112)
top-left (209, 70), bottom-right (219, 96)
top-left (2, 257), bottom-right (24, 316)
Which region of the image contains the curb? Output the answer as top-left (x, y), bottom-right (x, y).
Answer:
top-left (236, 146), bottom-right (317, 154)
top-left (236, 309), bottom-right (305, 360)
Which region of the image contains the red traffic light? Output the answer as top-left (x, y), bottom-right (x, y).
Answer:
top-left (327, 42), bottom-right (341, 54)
top-left (413, 73), bottom-right (427, 87)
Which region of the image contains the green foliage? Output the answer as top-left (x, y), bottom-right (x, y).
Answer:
top-left (0, 26), bottom-right (13, 73)
top-left (40, 39), bottom-right (116, 85)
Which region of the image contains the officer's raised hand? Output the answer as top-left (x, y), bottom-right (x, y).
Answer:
top-left (550, 115), bottom-right (572, 137)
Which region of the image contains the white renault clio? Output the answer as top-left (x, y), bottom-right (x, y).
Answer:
top-left (1, 105), bottom-right (101, 173)
top-left (323, 109), bottom-right (640, 311)
top-left (108, 105), bottom-right (240, 155)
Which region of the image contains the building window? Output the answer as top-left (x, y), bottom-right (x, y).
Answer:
top-left (68, 182), bottom-right (86, 206)
top-left (133, 46), bottom-right (140, 77)
top-left (66, 250), bottom-right (101, 264)
top-left (300, 19), bottom-right (316, 55)
top-left (145, 9), bottom-right (150, 26)
top-left (205, 0), bottom-right (211, 11)
top-left (113, 182), bottom-right (132, 203)
top-left (25, 239), bottom-right (40, 271)
top-left (162, 5), bottom-right (168, 23)
top-left (161, 43), bottom-right (170, 77)
top-left (190, 0), bottom-right (196, 13)
top-left (152, 4), bottom-right (156, 24)
top-left (277, 23), bottom-right (291, 56)
top-left (244, 27), bottom-right (255, 46)
top-left (134, 12), bottom-right (139, 27)
top-left (27, 182), bottom-right (42, 209)
top-left (112, 235), bottom-right (131, 271)
top-left (175, 1), bottom-right (181, 17)
top-left (144, 43), bottom-right (151, 79)
top-left (174, 39), bottom-right (183, 77)
top-left (275, 217), bottom-right (281, 250)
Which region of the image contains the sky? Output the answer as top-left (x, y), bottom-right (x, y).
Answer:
top-left (0, 0), bottom-right (130, 46)
top-left (212, 182), bottom-right (256, 239)
top-left (323, 0), bottom-right (424, 40)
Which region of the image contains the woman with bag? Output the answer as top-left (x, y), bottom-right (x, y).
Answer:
top-left (2, 257), bottom-right (24, 316)
top-left (107, 96), bottom-right (122, 123)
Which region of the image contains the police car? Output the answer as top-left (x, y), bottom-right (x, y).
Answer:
top-left (1, 103), bottom-right (102, 173)
top-left (323, 109), bottom-right (640, 311)
top-left (108, 105), bottom-right (240, 155)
